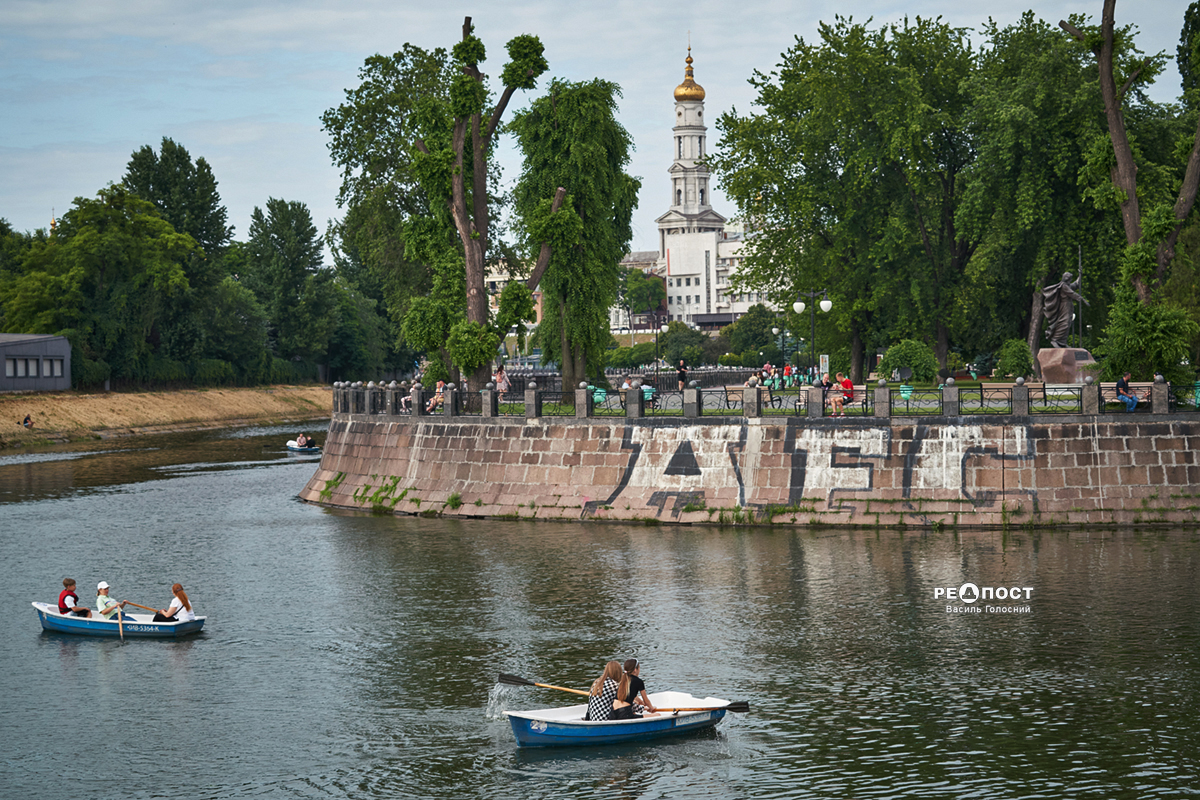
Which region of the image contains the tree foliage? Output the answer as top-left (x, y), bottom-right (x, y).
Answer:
top-left (510, 78), bottom-right (639, 388)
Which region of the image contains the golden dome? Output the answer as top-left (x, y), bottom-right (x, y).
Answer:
top-left (674, 47), bottom-right (705, 102)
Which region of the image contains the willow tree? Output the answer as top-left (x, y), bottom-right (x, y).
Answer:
top-left (509, 78), bottom-right (639, 389)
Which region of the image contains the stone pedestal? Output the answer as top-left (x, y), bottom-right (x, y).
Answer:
top-left (807, 386), bottom-right (824, 418)
top-left (683, 387), bottom-right (701, 418)
top-left (574, 388), bottom-right (593, 418)
top-left (525, 388), bottom-right (541, 419)
top-left (1036, 348), bottom-right (1097, 384)
top-left (874, 386), bottom-right (891, 418)
top-left (743, 386), bottom-right (760, 417)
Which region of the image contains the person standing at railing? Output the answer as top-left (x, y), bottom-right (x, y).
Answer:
top-left (677, 360), bottom-right (688, 391)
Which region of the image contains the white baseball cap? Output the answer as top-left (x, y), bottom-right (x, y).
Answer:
top-left (97, 581), bottom-right (110, 590)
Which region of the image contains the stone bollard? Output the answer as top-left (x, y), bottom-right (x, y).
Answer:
top-left (683, 385), bottom-right (701, 418)
top-left (942, 379), bottom-right (958, 416)
top-left (626, 383), bottom-right (645, 418)
top-left (443, 386), bottom-right (458, 417)
top-left (575, 387), bottom-right (593, 418)
top-left (411, 386), bottom-right (425, 416)
top-left (1012, 379), bottom-right (1030, 416)
top-left (743, 383), bottom-right (761, 418)
top-left (525, 383), bottom-right (541, 419)
top-left (1081, 377), bottom-right (1100, 415)
top-left (807, 385), bottom-right (824, 418)
top-left (482, 388), bottom-right (497, 418)
top-left (1152, 377), bottom-right (1168, 415)
top-left (874, 382), bottom-right (891, 418)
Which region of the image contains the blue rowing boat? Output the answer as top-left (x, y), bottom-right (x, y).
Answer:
top-left (32, 602), bottom-right (205, 638)
top-left (286, 440), bottom-right (320, 453)
top-left (503, 691), bottom-right (729, 747)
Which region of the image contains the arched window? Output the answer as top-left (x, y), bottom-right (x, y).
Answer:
top-left (677, 137), bottom-right (683, 158)
top-left (677, 189), bottom-right (682, 205)
top-left (699, 189), bottom-right (705, 205)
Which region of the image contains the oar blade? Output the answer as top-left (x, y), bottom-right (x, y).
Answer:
top-left (498, 673), bottom-right (537, 687)
top-left (723, 700), bottom-right (750, 713)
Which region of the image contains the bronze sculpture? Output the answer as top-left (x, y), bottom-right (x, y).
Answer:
top-left (1041, 272), bottom-right (1089, 348)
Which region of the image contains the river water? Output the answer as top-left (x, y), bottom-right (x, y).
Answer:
top-left (2, 424), bottom-right (1198, 799)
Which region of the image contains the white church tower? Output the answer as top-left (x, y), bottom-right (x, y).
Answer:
top-left (652, 48), bottom-right (760, 329)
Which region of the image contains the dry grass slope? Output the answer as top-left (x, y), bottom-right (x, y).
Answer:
top-left (0, 385), bottom-right (331, 448)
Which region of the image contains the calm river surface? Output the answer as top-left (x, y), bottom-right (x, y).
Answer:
top-left (2, 424), bottom-right (1198, 799)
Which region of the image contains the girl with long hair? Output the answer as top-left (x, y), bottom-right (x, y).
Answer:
top-left (586, 661), bottom-right (623, 721)
top-left (153, 583), bottom-right (196, 622)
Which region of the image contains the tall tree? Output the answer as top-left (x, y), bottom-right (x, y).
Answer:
top-left (124, 137), bottom-right (232, 256)
top-left (1061, 1), bottom-right (1199, 297)
top-left (243, 198), bottom-right (338, 363)
top-left (509, 78), bottom-right (639, 389)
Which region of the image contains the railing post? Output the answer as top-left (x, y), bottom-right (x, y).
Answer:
top-left (807, 385), bottom-right (824, 418)
top-left (683, 384), bottom-right (701, 418)
top-left (942, 380), bottom-right (959, 416)
top-left (1012, 379), bottom-right (1030, 416)
top-left (874, 382), bottom-right (891, 418)
top-left (444, 386), bottom-right (458, 417)
top-left (411, 386), bottom-right (426, 417)
top-left (525, 383), bottom-right (541, 419)
top-left (575, 384), bottom-right (593, 419)
top-left (626, 384), bottom-right (645, 418)
top-left (482, 388), bottom-right (497, 418)
top-left (743, 384), bottom-right (761, 418)
top-left (1081, 378), bottom-right (1100, 415)
top-left (1151, 378), bottom-right (1169, 414)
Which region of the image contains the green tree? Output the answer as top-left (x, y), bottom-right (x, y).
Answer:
top-left (0, 186), bottom-right (196, 385)
top-left (615, 267), bottom-right (666, 343)
top-left (877, 339), bottom-right (940, 383)
top-left (123, 137), bottom-right (233, 255)
top-left (721, 303), bottom-right (777, 355)
top-left (510, 78), bottom-right (639, 389)
top-left (243, 198), bottom-right (338, 364)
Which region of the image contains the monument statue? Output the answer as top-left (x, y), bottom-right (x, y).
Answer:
top-left (1041, 272), bottom-right (1089, 348)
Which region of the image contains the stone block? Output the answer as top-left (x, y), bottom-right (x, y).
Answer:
top-left (1036, 347), bottom-right (1097, 383)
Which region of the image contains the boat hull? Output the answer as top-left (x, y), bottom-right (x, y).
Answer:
top-left (33, 603), bottom-right (205, 638)
top-left (286, 441), bottom-right (320, 452)
top-left (504, 691), bottom-right (729, 747)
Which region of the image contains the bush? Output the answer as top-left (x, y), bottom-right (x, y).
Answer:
top-left (190, 359), bottom-right (235, 386)
top-left (877, 340), bottom-right (939, 383)
top-left (718, 353), bottom-right (741, 367)
top-left (994, 339), bottom-right (1033, 379)
top-left (1094, 291), bottom-right (1199, 384)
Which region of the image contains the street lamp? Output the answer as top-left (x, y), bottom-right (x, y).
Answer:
top-left (793, 290), bottom-right (832, 384)
top-left (655, 316), bottom-right (669, 390)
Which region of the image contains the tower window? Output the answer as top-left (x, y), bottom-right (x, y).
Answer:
top-left (677, 189), bottom-right (682, 205)
top-left (677, 137), bottom-right (683, 158)
top-left (699, 189), bottom-right (705, 205)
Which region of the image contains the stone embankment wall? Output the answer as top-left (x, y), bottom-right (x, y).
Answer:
top-left (300, 413), bottom-right (1200, 528)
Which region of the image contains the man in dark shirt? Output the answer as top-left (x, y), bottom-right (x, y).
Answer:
top-left (1115, 372), bottom-right (1141, 412)
top-left (676, 360), bottom-right (688, 391)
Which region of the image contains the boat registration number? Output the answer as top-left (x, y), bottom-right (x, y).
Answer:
top-left (676, 712), bottom-right (711, 725)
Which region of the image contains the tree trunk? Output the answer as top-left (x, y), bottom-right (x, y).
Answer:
top-left (1027, 274), bottom-right (1046, 380)
top-left (850, 327), bottom-right (864, 384)
top-left (935, 321), bottom-right (949, 371)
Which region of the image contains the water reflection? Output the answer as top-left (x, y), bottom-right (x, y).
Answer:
top-left (1, 428), bottom-right (1197, 798)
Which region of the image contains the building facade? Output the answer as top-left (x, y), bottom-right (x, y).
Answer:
top-left (1, 334), bottom-right (72, 392)
top-left (612, 48), bottom-right (772, 334)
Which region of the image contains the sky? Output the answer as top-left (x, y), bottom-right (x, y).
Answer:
top-left (0, 0), bottom-right (1191, 256)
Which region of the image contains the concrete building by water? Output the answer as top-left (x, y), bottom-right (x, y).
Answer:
top-left (0, 333), bottom-right (71, 392)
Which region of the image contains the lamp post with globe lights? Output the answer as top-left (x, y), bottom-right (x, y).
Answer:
top-left (793, 290), bottom-right (832, 383)
top-left (654, 316), bottom-right (670, 390)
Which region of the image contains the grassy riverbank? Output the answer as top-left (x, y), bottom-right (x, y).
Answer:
top-left (0, 385), bottom-right (331, 449)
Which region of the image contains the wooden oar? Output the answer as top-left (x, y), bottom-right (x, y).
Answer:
top-left (117, 602), bottom-right (124, 642)
top-left (657, 700), bottom-right (750, 713)
top-left (124, 601), bottom-right (158, 613)
top-left (498, 673), bottom-right (589, 697)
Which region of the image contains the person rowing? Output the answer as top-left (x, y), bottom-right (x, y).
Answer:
top-left (95, 581), bottom-right (129, 620)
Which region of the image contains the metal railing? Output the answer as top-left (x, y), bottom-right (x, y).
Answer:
top-left (539, 392), bottom-right (576, 417)
top-left (891, 387), bottom-right (943, 416)
top-left (1034, 385), bottom-right (1083, 414)
top-left (330, 381), bottom-right (1181, 421)
top-left (646, 390), bottom-right (684, 417)
top-left (959, 386), bottom-right (1012, 415)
